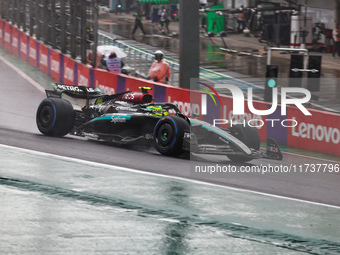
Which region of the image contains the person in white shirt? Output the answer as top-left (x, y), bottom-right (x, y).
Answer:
top-left (101, 51), bottom-right (125, 73)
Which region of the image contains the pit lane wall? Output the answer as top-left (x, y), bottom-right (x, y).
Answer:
top-left (1, 19), bottom-right (339, 157)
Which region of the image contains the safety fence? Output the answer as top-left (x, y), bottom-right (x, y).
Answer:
top-left (0, 0), bottom-right (99, 66)
top-left (98, 32), bottom-right (180, 86)
top-left (1, 18), bottom-right (339, 157)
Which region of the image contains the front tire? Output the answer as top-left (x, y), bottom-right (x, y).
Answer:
top-left (227, 124), bottom-right (260, 163)
top-left (153, 115), bottom-right (189, 156)
top-left (36, 98), bottom-right (75, 137)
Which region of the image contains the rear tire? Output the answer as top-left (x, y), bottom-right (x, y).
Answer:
top-left (36, 98), bottom-right (75, 137)
top-left (153, 115), bottom-right (189, 156)
top-left (227, 124), bottom-right (260, 163)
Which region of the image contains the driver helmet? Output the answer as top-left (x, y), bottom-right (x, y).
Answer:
top-left (146, 105), bottom-right (169, 116)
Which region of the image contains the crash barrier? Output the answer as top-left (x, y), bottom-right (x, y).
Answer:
top-left (1, 19), bottom-right (339, 157)
top-left (98, 32), bottom-right (179, 85)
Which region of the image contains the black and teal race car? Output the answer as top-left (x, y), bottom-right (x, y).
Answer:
top-left (36, 84), bottom-right (283, 163)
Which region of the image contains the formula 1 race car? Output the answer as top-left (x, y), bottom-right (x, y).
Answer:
top-left (36, 84), bottom-right (283, 163)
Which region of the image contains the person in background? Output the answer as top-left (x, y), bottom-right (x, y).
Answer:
top-left (170, 4), bottom-right (178, 21)
top-left (148, 50), bottom-right (170, 84)
top-left (160, 8), bottom-right (170, 34)
top-left (332, 24), bottom-right (340, 58)
top-left (152, 7), bottom-right (159, 24)
top-left (237, 5), bottom-right (245, 33)
top-left (116, 0), bottom-right (123, 15)
top-left (157, 7), bottom-right (163, 22)
top-left (101, 51), bottom-right (124, 73)
top-left (132, 11), bottom-right (146, 36)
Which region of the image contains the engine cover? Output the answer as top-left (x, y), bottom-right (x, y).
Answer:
top-left (116, 92), bottom-right (152, 103)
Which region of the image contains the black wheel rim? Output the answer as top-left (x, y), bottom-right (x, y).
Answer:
top-left (157, 123), bottom-right (174, 147)
top-left (163, 130), bottom-right (168, 140)
top-left (39, 105), bottom-right (53, 128)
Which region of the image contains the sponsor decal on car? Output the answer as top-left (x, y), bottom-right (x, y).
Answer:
top-left (122, 92), bottom-right (136, 101)
top-left (111, 116), bottom-right (129, 123)
top-left (56, 84), bottom-right (97, 93)
top-left (90, 115), bottom-right (131, 123)
top-left (219, 136), bottom-right (229, 144)
top-left (145, 133), bottom-right (153, 139)
top-left (116, 106), bottom-right (138, 112)
top-left (184, 132), bottom-right (194, 140)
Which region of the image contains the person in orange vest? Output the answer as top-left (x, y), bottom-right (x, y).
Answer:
top-left (147, 50), bottom-right (170, 84)
top-left (332, 24), bottom-right (340, 58)
top-left (101, 51), bottom-right (125, 73)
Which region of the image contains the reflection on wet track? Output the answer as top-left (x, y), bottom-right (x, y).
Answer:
top-left (1, 145), bottom-right (340, 254)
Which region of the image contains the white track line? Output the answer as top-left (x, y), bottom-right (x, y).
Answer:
top-left (1, 143), bottom-right (340, 209)
top-left (283, 151), bottom-right (340, 164)
top-left (0, 54), bottom-right (45, 93)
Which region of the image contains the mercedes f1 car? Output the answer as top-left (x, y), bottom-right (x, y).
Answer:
top-left (36, 84), bottom-right (283, 163)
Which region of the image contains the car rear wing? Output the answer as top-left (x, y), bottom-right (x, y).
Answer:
top-left (45, 84), bottom-right (105, 106)
top-left (46, 84), bottom-right (104, 99)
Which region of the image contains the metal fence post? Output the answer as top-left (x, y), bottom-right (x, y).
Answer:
top-left (91, 0), bottom-right (98, 68)
top-left (70, 0), bottom-right (77, 59)
top-left (170, 63), bottom-right (174, 84)
top-left (144, 52), bottom-right (148, 76)
top-left (36, 0), bottom-right (41, 40)
top-left (0, 0), bottom-right (97, 64)
top-left (29, 0), bottom-right (34, 37)
top-left (134, 48), bottom-right (136, 69)
top-left (23, 0), bottom-right (28, 32)
top-left (60, 0), bottom-right (66, 53)
top-left (43, 0), bottom-right (48, 44)
top-left (139, 50), bottom-right (142, 72)
top-left (51, 0), bottom-right (56, 49)
top-left (80, 0), bottom-right (87, 64)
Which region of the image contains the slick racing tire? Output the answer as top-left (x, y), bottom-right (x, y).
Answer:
top-left (36, 98), bottom-right (75, 137)
top-left (227, 124), bottom-right (260, 163)
top-left (153, 115), bottom-right (190, 156)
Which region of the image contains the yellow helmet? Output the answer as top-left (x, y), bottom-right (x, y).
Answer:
top-left (146, 106), bottom-right (169, 116)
